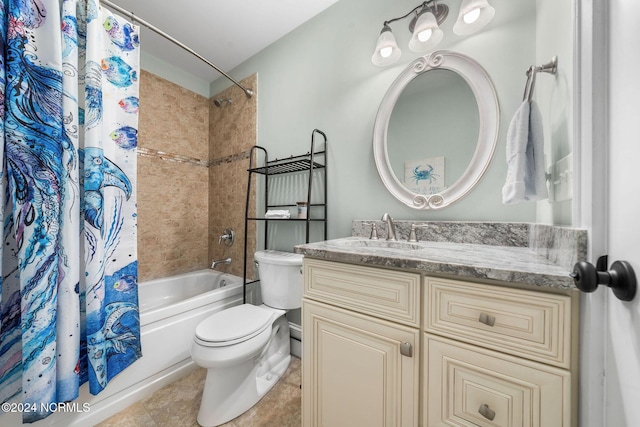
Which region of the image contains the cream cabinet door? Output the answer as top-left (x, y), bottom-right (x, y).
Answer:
top-left (425, 334), bottom-right (571, 427)
top-left (302, 299), bottom-right (419, 427)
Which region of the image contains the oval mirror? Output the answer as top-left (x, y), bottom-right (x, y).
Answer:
top-left (373, 51), bottom-right (500, 209)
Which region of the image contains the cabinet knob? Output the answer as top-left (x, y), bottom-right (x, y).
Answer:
top-left (570, 255), bottom-right (636, 301)
top-left (478, 403), bottom-right (496, 421)
top-left (400, 342), bottom-right (413, 358)
top-left (478, 312), bottom-right (496, 327)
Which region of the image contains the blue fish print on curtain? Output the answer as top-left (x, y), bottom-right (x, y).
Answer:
top-left (103, 15), bottom-right (140, 51)
top-left (118, 96), bottom-right (139, 114)
top-left (0, 0), bottom-right (142, 422)
top-left (110, 125), bottom-right (138, 150)
top-left (101, 56), bottom-right (137, 87)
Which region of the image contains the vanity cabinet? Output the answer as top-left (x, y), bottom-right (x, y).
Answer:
top-left (424, 277), bottom-right (578, 427)
top-left (302, 258), bottom-right (420, 427)
top-left (301, 259), bottom-right (579, 427)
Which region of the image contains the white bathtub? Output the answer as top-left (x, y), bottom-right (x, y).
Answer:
top-left (15, 269), bottom-right (245, 427)
top-left (139, 269), bottom-right (244, 323)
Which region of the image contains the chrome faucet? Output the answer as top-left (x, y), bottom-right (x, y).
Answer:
top-left (381, 213), bottom-right (397, 241)
top-left (211, 257), bottom-right (231, 269)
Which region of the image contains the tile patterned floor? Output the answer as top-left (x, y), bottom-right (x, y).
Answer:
top-left (96, 357), bottom-right (301, 427)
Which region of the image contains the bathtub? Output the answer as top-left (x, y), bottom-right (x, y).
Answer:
top-left (139, 269), bottom-right (243, 323)
top-left (15, 269), bottom-right (245, 427)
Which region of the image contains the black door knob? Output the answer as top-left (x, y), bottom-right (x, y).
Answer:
top-left (570, 257), bottom-right (636, 301)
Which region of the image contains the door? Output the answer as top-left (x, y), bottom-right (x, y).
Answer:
top-left (603, 1), bottom-right (640, 425)
top-left (302, 299), bottom-right (419, 427)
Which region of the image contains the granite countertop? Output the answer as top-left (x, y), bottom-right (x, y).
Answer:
top-left (294, 222), bottom-right (587, 291)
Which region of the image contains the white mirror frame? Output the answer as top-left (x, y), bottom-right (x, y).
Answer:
top-left (373, 50), bottom-right (500, 209)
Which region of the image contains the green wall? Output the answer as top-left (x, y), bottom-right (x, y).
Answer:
top-left (142, 51), bottom-right (210, 97)
top-left (209, 0), bottom-right (569, 241)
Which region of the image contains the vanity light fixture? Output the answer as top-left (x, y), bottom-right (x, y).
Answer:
top-left (453, 0), bottom-right (496, 35)
top-left (371, 0), bottom-right (495, 67)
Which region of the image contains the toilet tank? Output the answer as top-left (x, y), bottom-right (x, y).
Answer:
top-left (254, 250), bottom-right (304, 309)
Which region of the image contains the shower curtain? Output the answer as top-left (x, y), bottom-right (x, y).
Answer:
top-left (0, 0), bottom-right (141, 422)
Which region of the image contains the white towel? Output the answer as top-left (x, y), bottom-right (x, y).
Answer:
top-left (502, 100), bottom-right (549, 204)
top-left (265, 210), bottom-right (291, 219)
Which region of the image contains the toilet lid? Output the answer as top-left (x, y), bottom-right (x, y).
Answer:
top-left (195, 304), bottom-right (274, 344)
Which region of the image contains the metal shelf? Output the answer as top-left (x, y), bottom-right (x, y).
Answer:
top-left (242, 129), bottom-right (328, 303)
top-left (248, 155), bottom-right (326, 176)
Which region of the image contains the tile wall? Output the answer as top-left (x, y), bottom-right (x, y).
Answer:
top-left (209, 74), bottom-right (258, 280)
top-left (137, 70), bottom-right (257, 282)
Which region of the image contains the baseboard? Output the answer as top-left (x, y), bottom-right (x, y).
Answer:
top-left (289, 322), bottom-right (302, 358)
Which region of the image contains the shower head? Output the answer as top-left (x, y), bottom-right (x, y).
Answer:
top-left (213, 98), bottom-right (232, 107)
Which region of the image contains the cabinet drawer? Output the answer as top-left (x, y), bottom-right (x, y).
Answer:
top-left (304, 258), bottom-right (420, 327)
top-left (425, 334), bottom-right (571, 427)
top-left (425, 277), bottom-right (573, 368)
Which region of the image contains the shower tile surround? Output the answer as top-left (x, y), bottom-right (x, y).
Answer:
top-left (296, 221), bottom-right (587, 289)
top-left (137, 71), bottom-right (257, 281)
top-left (209, 73), bottom-right (258, 280)
top-left (137, 71), bottom-right (209, 281)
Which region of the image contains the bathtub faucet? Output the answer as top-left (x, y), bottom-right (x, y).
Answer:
top-left (218, 228), bottom-right (235, 246)
top-left (211, 257), bottom-right (232, 269)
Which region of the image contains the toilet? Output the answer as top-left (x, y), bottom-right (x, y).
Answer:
top-left (190, 250), bottom-right (303, 427)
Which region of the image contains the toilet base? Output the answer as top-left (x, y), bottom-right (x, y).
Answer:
top-left (196, 315), bottom-right (291, 427)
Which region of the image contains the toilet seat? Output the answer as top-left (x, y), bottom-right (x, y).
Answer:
top-left (195, 304), bottom-right (274, 347)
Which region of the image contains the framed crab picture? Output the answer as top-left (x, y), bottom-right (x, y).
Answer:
top-left (404, 156), bottom-right (445, 196)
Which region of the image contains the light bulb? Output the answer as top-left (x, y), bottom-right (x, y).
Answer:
top-left (463, 8), bottom-right (481, 24)
top-left (380, 46), bottom-right (393, 58)
top-left (418, 29), bottom-right (433, 42)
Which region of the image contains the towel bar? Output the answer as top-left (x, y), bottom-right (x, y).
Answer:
top-left (523, 56), bottom-right (558, 102)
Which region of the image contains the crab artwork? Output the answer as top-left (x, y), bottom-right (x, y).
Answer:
top-left (412, 164), bottom-right (440, 184)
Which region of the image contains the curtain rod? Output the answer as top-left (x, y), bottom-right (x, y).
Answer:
top-left (100, 0), bottom-right (254, 98)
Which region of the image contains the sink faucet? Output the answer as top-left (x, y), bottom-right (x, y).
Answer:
top-left (211, 257), bottom-right (231, 269)
top-left (381, 213), bottom-right (397, 241)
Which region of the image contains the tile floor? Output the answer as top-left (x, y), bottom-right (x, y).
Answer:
top-left (97, 357), bottom-right (301, 427)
